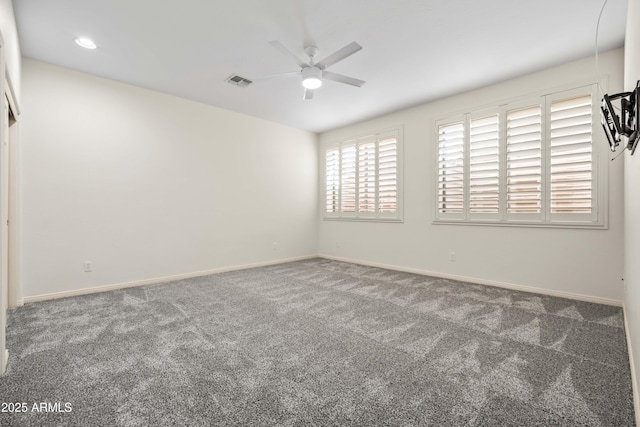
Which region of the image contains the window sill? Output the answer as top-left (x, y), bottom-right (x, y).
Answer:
top-left (432, 218), bottom-right (607, 230)
top-left (324, 217), bottom-right (404, 223)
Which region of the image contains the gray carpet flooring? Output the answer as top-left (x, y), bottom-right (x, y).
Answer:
top-left (0, 258), bottom-right (635, 426)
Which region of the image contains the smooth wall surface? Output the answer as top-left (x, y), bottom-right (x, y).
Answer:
top-left (318, 49), bottom-right (625, 302)
top-left (624, 0), bottom-right (640, 419)
top-left (20, 59), bottom-right (318, 298)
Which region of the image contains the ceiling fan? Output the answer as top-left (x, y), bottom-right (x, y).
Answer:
top-left (260, 40), bottom-right (366, 100)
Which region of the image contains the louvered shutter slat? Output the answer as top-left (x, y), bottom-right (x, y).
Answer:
top-left (340, 145), bottom-right (357, 213)
top-left (507, 105), bottom-right (542, 214)
top-left (358, 141), bottom-right (376, 213)
top-left (469, 114), bottom-right (499, 214)
top-left (549, 94), bottom-right (592, 214)
top-left (438, 121), bottom-right (465, 214)
top-left (378, 137), bottom-right (397, 213)
top-left (325, 148), bottom-right (340, 213)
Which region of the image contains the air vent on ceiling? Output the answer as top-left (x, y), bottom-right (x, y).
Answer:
top-left (225, 74), bottom-right (253, 88)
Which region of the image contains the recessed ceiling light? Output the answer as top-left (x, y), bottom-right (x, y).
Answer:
top-left (74, 37), bottom-right (97, 50)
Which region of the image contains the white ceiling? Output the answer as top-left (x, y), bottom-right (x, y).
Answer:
top-left (13, 0), bottom-right (628, 133)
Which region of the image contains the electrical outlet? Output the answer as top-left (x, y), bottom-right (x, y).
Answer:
top-left (449, 252), bottom-right (456, 262)
top-left (84, 261), bottom-right (92, 272)
top-left (272, 241), bottom-right (278, 251)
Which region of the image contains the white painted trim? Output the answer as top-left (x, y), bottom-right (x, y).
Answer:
top-left (22, 255), bottom-right (316, 304)
top-left (318, 254), bottom-right (623, 307)
top-left (7, 90), bottom-right (18, 309)
top-left (22, 253), bottom-right (624, 307)
top-left (2, 349), bottom-right (6, 373)
top-left (623, 303), bottom-right (640, 425)
top-left (3, 70), bottom-right (19, 116)
top-left (0, 32), bottom-right (6, 377)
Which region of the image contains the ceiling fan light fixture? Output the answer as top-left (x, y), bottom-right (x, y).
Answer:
top-left (302, 67), bottom-right (322, 89)
top-left (74, 37), bottom-right (97, 49)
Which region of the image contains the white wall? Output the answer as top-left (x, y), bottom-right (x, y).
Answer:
top-left (318, 49), bottom-right (625, 303)
top-left (20, 59), bottom-right (318, 299)
top-left (624, 0), bottom-right (640, 420)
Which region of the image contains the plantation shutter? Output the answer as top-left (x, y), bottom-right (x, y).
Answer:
top-left (506, 104), bottom-right (543, 219)
top-left (325, 148), bottom-right (340, 213)
top-left (324, 127), bottom-right (402, 220)
top-left (469, 113), bottom-right (500, 218)
top-left (358, 139), bottom-right (376, 213)
top-left (437, 120), bottom-right (465, 217)
top-left (434, 84), bottom-right (601, 227)
top-left (378, 136), bottom-right (398, 213)
top-left (548, 93), bottom-right (593, 220)
top-left (340, 143), bottom-right (357, 213)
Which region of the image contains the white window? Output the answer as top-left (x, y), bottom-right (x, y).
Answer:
top-left (324, 128), bottom-right (402, 221)
top-left (435, 84), bottom-right (605, 228)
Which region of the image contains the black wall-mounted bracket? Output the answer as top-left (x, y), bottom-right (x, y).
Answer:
top-left (602, 80), bottom-right (640, 155)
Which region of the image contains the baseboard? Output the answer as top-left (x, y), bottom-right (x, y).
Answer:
top-left (318, 254), bottom-right (623, 307)
top-left (623, 303), bottom-right (640, 425)
top-left (22, 255), bottom-right (316, 304)
top-left (21, 253), bottom-right (624, 307)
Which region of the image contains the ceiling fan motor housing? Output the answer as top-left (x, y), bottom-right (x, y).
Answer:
top-left (304, 45), bottom-right (319, 59)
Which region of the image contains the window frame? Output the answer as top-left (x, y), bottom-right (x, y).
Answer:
top-left (434, 83), bottom-right (607, 229)
top-left (323, 126), bottom-right (403, 222)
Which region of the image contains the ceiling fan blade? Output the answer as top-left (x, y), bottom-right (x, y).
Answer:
top-left (316, 42), bottom-right (363, 69)
top-left (323, 70), bottom-right (366, 87)
top-left (252, 71), bottom-right (300, 81)
top-left (303, 88), bottom-right (314, 100)
top-left (269, 40), bottom-right (308, 69)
